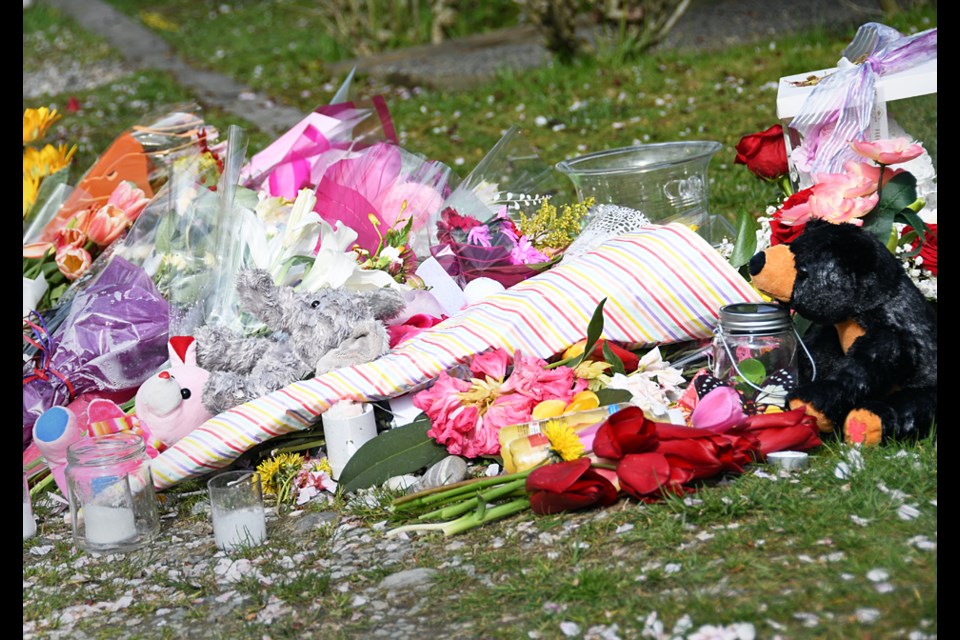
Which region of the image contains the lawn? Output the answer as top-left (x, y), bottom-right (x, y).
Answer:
top-left (23, 2), bottom-right (937, 638)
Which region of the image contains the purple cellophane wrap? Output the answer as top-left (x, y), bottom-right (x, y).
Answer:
top-left (22, 257), bottom-right (170, 445)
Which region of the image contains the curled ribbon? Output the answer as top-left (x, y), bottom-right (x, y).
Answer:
top-left (22, 313), bottom-right (76, 401)
top-left (789, 22), bottom-right (937, 177)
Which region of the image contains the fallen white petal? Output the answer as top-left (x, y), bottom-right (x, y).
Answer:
top-left (897, 504), bottom-right (921, 520)
top-left (875, 582), bottom-right (895, 594)
top-left (615, 524), bottom-right (634, 534)
top-left (867, 569), bottom-right (890, 582)
top-left (560, 621), bottom-right (581, 636)
top-left (29, 545), bottom-right (53, 556)
top-left (850, 515), bottom-right (871, 526)
top-left (664, 563), bottom-right (681, 574)
top-left (855, 608), bottom-right (881, 623)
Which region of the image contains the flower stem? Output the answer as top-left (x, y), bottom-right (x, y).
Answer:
top-left (392, 470), bottom-right (533, 510)
top-left (417, 478), bottom-right (528, 521)
top-left (387, 497), bottom-right (532, 537)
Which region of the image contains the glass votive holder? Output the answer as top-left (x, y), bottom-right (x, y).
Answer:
top-left (24, 472), bottom-right (36, 540)
top-left (208, 470), bottom-right (267, 553)
top-left (65, 433), bottom-right (160, 553)
top-left (322, 401), bottom-right (378, 480)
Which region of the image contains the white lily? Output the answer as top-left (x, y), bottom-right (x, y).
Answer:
top-left (298, 219), bottom-right (403, 293)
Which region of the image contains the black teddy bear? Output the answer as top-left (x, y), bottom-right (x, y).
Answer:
top-left (748, 219), bottom-right (937, 445)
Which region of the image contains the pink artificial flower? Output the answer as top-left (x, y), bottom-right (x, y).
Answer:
top-left (501, 351), bottom-right (583, 404)
top-left (813, 163), bottom-right (877, 199)
top-left (496, 206), bottom-right (520, 242)
top-left (55, 245), bottom-right (92, 280)
top-left (690, 386), bottom-right (747, 433)
top-left (470, 348), bottom-right (511, 381)
top-left (850, 138), bottom-right (925, 166)
top-left (467, 225), bottom-right (493, 247)
top-left (483, 393), bottom-right (537, 433)
top-left (807, 187), bottom-right (878, 226)
top-left (509, 236), bottom-right (550, 265)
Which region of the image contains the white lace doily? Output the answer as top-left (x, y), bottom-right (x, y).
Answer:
top-left (561, 204), bottom-right (652, 263)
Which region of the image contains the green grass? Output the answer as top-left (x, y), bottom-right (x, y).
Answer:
top-left (23, 2), bottom-right (936, 638)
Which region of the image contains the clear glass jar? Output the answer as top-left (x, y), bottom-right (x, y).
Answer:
top-left (24, 472), bottom-right (36, 540)
top-left (66, 433), bottom-right (160, 553)
top-left (711, 303), bottom-right (802, 408)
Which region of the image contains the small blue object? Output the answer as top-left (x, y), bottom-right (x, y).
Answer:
top-left (34, 406), bottom-right (72, 443)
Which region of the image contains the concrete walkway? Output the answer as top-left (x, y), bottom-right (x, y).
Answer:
top-left (43, 0), bottom-right (305, 135)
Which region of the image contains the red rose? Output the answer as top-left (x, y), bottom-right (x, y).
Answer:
top-left (906, 223), bottom-right (937, 276)
top-left (592, 406), bottom-right (658, 460)
top-left (526, 458), bottom-right (619, 515)
top-left (735, 124), bottom-right (789, 181)
top-left (769, 187), bottom-right (815, 245)
top-left (617, 452), bottom-right (690, 500)
top-left (729, 408), bottom-right (821, 456)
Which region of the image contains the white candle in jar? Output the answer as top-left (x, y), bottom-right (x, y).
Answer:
top-left (213, 507), bottom-right (267, 552)
top-left (83, 504), bottom-right (138, 545)
top-left (23, 502), bottom-right (36, 540)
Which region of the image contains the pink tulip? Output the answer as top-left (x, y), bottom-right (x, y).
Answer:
top-left (84, 203), bottom-right (130, 246)
top-left (850, 138), bottom-right (925, 166)
top-left (690, 386), bottom-right (747, 433)
top-left (55, 246), bottom-right (92, 280)
top-left (23, 242), bottom-right (54, 260)
top-left (105, 181), bottom-right (151, 222)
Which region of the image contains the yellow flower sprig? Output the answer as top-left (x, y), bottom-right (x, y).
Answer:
top-left (517, 196), bottom-right (595, 251)
top-left (543, 419), bottom-right (585, 461)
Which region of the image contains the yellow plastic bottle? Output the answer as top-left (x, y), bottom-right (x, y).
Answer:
top-left (498, 403), bottom-right (628, 473)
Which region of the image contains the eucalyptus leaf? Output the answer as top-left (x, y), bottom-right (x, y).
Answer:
top-left (602, 341), bottom-right (626, 376)
top-left (729, 209), bottom-right (759, 269)
top-left (338, 414), bottom-right (448, 493)
top-left (573, 298), bottom-right (607, 369)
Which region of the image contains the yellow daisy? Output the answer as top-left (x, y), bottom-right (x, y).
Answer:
top-left (543, 419), bottom-right (585, 462)
top-left (23, 107), bottom-right (62, 145)
top-left (256, 452), bottom-right (304, 496)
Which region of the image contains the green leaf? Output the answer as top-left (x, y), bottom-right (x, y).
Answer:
top-left (735, 358), bottom-right (766, 385)
top-left (862, 172), bottom-right (917, 246)
top-left (573, 298), bottom-right (607, 369)
top-left (729, 209), bottom-right (759, 269)
top-left (602, 341), bottom-right (626, 376)
top-left (897, 208), bottom-right (931, 238)
top-left (595, 388), bottom-right (633, 406)
top-left (338, 414), bottom-right (448, 493)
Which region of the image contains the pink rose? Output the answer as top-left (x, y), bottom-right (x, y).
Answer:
top-left (850, 137), bottom-right (924, 166)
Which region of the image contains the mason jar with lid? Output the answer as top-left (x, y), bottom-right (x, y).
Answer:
top-left (65, 433), bottom-right (160, 553)
top-left (710, 303), bottom-right (814, 408)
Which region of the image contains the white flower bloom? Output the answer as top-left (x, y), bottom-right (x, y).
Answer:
top-left (380, 245), bottom-right (402, 265)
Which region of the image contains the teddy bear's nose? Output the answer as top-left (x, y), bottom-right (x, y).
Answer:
top-left (748, 252), bottom-right (766, 276)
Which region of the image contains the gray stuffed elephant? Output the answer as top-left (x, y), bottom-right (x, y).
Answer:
top-left (195, 269), bottom-right (405, 414)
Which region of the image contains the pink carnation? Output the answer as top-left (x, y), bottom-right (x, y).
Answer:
top-left (470, 348), bottom-right (511, 381)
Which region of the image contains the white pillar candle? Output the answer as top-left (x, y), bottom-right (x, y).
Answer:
top-left (323, 402), bottom-right (378, 480)
top-left (23, 502), bottom-right (36, 540)
top-left (83, 504), bottom-right (137, 545)
top-left (213, 506), bottom-right (267, 552)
